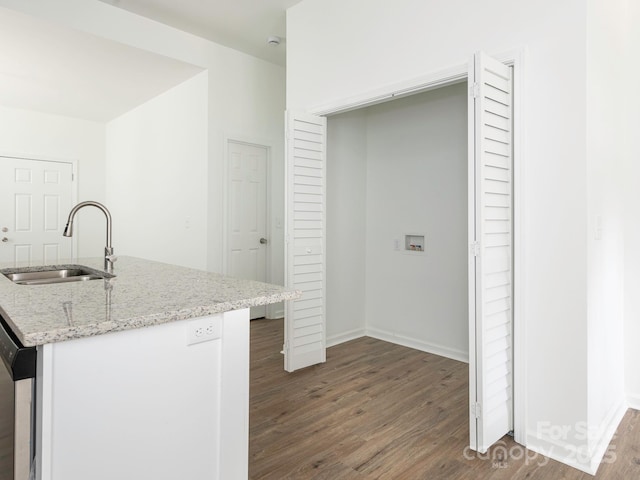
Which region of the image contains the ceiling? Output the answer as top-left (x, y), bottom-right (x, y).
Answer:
top-left (0, 0), bottom-right (300, 122)
top-left (0, 7), bottom-right (204, 122)
top-left (98, 0), bottom-right (304, 66)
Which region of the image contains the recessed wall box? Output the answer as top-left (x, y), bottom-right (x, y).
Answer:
top-left (404, 234), bottom-right (425, 253)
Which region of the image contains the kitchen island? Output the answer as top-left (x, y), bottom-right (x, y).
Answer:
top-left (0, 256), bottom-right (298, 480)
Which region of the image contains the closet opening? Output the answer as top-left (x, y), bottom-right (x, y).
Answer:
top-left (284, 52), bottom-right (522, 453)
top-left (325, 81), bottom-right (470, 366)
top-left (324, 73), bottom-right (513, 453)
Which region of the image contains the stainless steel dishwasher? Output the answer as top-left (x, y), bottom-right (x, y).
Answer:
top-left (0, 313), bottom-right (36, 480)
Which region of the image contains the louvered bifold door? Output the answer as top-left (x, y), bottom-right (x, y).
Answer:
top-left (468, 52), bottom-right (514, 453)
top-left (284, 111), bottom-right (327, 372)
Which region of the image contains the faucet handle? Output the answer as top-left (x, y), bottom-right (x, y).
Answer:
top-left (105, 254), bottom-right (118, 263)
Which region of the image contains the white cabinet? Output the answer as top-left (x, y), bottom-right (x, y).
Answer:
top-left (35, 309), bottom-right (250, 480)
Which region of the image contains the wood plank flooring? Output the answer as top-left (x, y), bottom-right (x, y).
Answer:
top-left (249, 318), bottom-right (640, 479)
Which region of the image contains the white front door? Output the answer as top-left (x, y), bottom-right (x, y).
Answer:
top-left (468, 51), bottom-right (514, 453)
top-left (0, 156), bottom-right (74, 266)
top-left (227, 141), bottom-right (268, 319)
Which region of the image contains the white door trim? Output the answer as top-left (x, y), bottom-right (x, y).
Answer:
top-left (307, 48), bottom-right (526, 447)
top-left (0, 152), bottom-right (79, 259)
top-left (222, 136), bottom-right (274, 315)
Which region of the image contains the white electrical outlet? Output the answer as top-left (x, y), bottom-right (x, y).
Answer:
top-left (186, 317), bottom-right (222, 346)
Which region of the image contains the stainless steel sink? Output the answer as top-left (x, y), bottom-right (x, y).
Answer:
top-left (1, 265), bottom-right (114, 285)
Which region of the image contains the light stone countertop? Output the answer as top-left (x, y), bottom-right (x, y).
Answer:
top-left (0, 256), bottom-right (299, 347)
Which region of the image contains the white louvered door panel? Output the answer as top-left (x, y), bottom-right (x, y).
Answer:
top-left (469, 52), bottom-right (514, 453)
top-left (284, 111), bottom-right (327, 372)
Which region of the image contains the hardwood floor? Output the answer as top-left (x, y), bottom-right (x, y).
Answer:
top-left (249, 319), bottom-right (640, 479)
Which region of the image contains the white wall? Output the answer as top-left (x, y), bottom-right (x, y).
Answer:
top-left (0, 105), bottom-right (106, 257)
top-left (585, 0), bottom-right (628, 468)
top-left (206, 49), bottom-right (287, 300)
top-left (288, 0), bottom-right (599, 472)
top-left (105, 73), bottom-right (208, 270)
top-left (326, 110), bottom-right (368, 344)
top-left (1, 0), bottom-right (287, 291)
top-left (364, 84), bottom-right (468, 361)
top-left (624, 0), bottom-right (640, 410)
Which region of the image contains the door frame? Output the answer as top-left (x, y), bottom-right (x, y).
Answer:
top-left (308, 49), bottom-right (526, 446)
top-left (222, 136), bottom-right (275, 316)
top-left (0, 151), bottom-right (79, 260)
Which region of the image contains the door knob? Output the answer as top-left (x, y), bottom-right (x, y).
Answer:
top-left (260, 237), bottom-right (268, 245)
top-left (1, 237), bottom-right (8, 243)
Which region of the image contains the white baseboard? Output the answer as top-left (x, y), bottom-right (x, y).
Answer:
top-left (366, 327), bottom-right (468, 363)
top-left (266, 303), bottom-right (284, 320)
top-left (627, 393), bottom-right (640, 411)
top-left (326, 328), bottom-right (366, 347)
top-left (590, 400), bottom-right (627, 474)
top-left (526, 399), bottom-right (627, 475)
top-left (526, 430), bottom-right (594, 475)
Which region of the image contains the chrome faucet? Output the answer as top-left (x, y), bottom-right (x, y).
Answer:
top-left (63, 201), bottom-right (117, 273)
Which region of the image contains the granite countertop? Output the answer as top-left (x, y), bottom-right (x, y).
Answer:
top-left (0, 256), bottom-right (299, 347)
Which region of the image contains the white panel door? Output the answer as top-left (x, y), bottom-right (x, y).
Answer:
top-left (284, 111), bottom-right (327, 372)
top-left (0, 156), bottom-right (74, 266)
top-left (468, 52), bottom-right (514, 453)
top-left (227, 141), bottom-right (268, 319)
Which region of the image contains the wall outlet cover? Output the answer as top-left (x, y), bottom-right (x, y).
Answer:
top-left (186, 316), bottom-right (222, 346)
